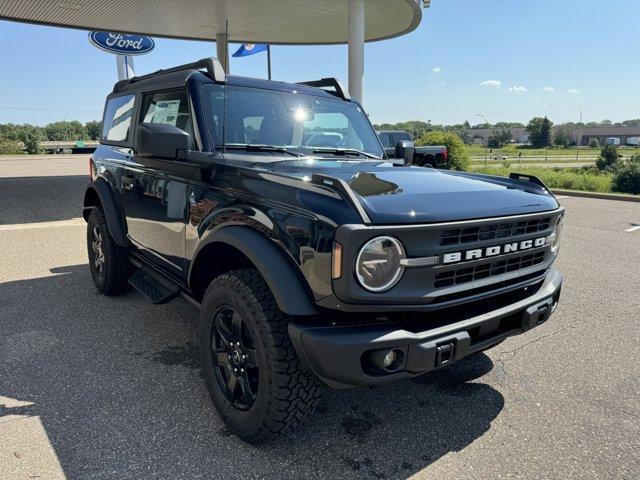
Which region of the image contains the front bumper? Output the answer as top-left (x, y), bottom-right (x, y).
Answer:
top-left (289, 269), bottom-right (562, 389)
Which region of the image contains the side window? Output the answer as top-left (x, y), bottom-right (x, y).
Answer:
top-left (102, 94), bottom-right (135, 142)
top-left (141, 90), bottom-right (192, 133)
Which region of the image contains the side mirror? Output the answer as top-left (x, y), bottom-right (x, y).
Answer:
top-left (395, 140), bottom-right (415, 165)
top-left (135, 123), bottom-right (191, 160)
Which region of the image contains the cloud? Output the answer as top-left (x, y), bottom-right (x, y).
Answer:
top-left (508, 85), bottom-right (528, 93)
top-left (543, 86), bottom-right (555, 92)
top-left (440, 81), bottom-right (446, 86)
top-left (544, 104), bottom-right (549, 109)
top-left (568, 89), bottom-right (580, 94)
top-left (427, 83), bottom-right (436, 88)
top-left (432, 67), bottom-right (442, 74)
top-left (480, 80), bottom-right (502, 88)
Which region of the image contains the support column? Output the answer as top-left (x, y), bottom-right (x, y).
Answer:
top-left (348, 0), bottom-right (365, 104)
top-left (216, 33), bottom-right (230, 73)
top-left (116, 55), bottom-right (135, 80)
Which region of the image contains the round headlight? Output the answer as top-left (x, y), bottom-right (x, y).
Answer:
top-left (548, 214), bottom-right (564, 254)
top-left (355, 236), bottom-right (405, 292)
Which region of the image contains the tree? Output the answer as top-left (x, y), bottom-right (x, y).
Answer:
top-left (416, 131), bottom-right (470, 171)
top-left (44, 120), bottom-right (88, 141)
top-left (612, 161), bottom-right (640, 194)
top-left (0, 123), bottom-right (45, 154)
top-left (487, 129), bottom-right (512, 148)
top-left (553, 125), bottom-right (572, 147)
top-left (0, 139), bottom-right (24, 155)
top-left (444, 121), bottom-right (471, 144)
top-left (373, 120), bottom-right (437, 140)
top-left (85, 120), bottom-right (102, 140)
top-left (493, 122), bottom-right (525, 128)
top-left (595, 144), bottom-right (621, 171)
top-left (588, 138), bottom-right (599, 148)
top-left (525, 117), bottom-right (553, 148)
top-left (16, 125), bottom-right (44, 154)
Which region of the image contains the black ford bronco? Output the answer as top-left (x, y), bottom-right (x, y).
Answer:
top-left (84, 58), bottom-right (563, 443)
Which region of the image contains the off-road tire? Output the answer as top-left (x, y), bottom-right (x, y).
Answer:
top-left (199, 268), bottom-right (320, 443)
top-left (87, 207), bottom-right (131, 295)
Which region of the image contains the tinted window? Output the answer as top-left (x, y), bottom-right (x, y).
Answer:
top-left (378, 132), bottom-right (392, 148)
top-left (102, 94), bottom-right (135, 142)
top-left (142, 90), bottom-right (192, 130)
top-left (392, 132), bottom-right (412, 144)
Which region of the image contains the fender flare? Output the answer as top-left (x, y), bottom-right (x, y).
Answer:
top-left (83, 179), bottom-right (127, 247)
top-left (190, 226), bottom-right (318, 316)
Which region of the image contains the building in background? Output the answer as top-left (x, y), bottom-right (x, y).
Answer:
top-left (468, 126), bottom-right (640, 146)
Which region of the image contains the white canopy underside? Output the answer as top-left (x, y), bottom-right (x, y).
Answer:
top-left (0, 0), bottom-right (422, 44)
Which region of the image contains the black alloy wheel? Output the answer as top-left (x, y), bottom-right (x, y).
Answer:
top-left (91, 225), bottom-right (106, 281)
top-left (211, 306), bottom-right (259, 410)
top-left (86, 207), bottom-right (130, 295)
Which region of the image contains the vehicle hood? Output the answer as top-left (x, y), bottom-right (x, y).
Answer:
top-left (260, 160), bottom-right (559, 224)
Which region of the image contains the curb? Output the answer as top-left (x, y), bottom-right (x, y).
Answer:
top-left (551, 189), bottom-right (640, 203)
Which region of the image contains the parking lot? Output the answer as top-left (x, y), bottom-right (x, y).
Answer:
top-left (1, 155), bottom-right (639, 479)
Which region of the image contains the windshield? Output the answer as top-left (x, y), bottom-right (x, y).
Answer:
top-left (204, 85), bottom-right (384, 158)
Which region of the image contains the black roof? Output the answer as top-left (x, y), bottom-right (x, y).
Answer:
top-left (226, 75), bottom-right (340, 99)
top-left (110, 57), bottom-right (348, 101)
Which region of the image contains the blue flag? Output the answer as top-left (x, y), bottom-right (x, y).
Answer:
top-left (232, 43), bottom-right (268, 57)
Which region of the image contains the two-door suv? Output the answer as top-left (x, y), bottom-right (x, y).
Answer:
top-left (84, 58), bottom-right (563, 443)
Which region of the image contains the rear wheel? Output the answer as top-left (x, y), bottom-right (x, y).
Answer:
top-left (423, 155), bottom-right (437, 168)
top-left (87, 207), bottom-right (131, 295)
top-left (199, 269), bottom-right (320, 443)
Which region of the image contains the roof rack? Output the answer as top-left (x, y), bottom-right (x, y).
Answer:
top-left (113, 57), bottom-right (225, 93)
top-left (296, 78), bottom-right (350, 100)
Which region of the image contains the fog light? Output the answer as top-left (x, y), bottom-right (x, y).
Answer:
top-left (366, 348), bottom-right (405, 373)
top-left (383, 350), bottom-right (397, 368)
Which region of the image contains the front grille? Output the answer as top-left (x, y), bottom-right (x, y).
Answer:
top-left (440, 217), bottom-right (551, 246)
top-left (434, 251), bottom-right (546, 288)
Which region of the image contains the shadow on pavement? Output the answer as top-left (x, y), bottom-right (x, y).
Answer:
top-left (0, 264), bottom-right (504, 479)
top-left (0, 175), bottom-right (88, 225)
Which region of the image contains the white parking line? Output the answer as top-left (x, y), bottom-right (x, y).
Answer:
top-left (0, 218), bottom-right (85, 231)
top-left (555, 195), bottom-right (568, 199)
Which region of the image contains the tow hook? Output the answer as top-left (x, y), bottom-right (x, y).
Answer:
top-left (435, 341), bottom-right (455, 366)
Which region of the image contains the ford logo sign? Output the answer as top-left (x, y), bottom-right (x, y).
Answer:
top-left (88, 31), bottom-right (155, 56)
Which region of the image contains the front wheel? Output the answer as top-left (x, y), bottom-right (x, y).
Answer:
top-left (199, 269), bottom-right (320, 443)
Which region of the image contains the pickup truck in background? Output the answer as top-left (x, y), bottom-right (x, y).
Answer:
top-left (377, 130), bottom-right (448, 168)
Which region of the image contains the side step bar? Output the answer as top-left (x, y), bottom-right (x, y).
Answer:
top-left (128, 266), bottom-right (181, 305)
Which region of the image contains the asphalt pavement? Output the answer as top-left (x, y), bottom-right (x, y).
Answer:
top-left (1, 155), bottom-right (639, 479)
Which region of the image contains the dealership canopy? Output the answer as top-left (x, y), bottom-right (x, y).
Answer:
top-left (0, 0), bottom-right (425, 102)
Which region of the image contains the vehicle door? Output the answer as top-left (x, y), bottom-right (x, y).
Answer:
top-left (125, 88), bottom-right (195, 276)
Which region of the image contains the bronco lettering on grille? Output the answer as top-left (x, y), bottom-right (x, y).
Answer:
top-left (443, 237), bottom-right (548, 264)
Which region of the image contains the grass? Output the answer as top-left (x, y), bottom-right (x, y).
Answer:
top-left (469, 165), bottom-right (613, 193)
top-left (465, 144), bottom-right (638, 159)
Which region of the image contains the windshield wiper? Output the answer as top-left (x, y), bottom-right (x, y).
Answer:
top-left (223, 144), bottom-right (302, 157)
top-left (312, 147), bottom-right (379, 159)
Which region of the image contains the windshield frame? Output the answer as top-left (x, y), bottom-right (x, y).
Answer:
top-left (201, 83), bottom-right (386, 159)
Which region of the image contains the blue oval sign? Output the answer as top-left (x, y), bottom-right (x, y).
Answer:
top-left (88, 31), bottom-right (155, 56)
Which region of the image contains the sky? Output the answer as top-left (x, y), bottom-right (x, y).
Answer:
top-left (0, 0), bottom-right (637, 127)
